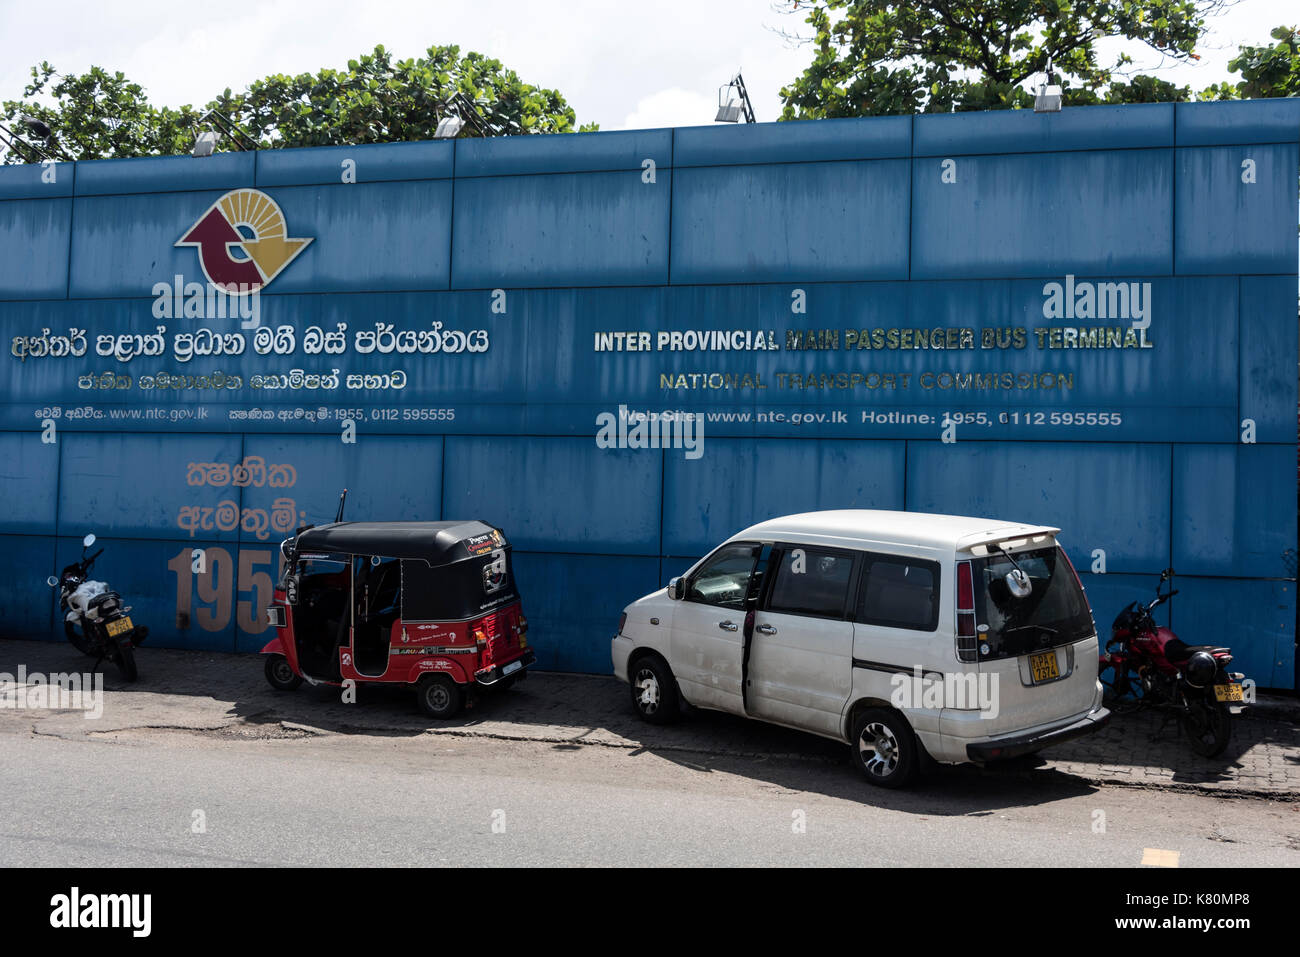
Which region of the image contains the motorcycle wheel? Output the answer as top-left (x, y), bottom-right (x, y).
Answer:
top-left (114, 642), bottom-right (139, 683)
top-left (1180, 698), bottom-right (1230, 758)
top-left (64, 620), bottom-right (97, 657)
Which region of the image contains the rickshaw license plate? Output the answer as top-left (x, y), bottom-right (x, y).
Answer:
top-left (1213, 684), bottom-right (1243, 702)
top-left (1029, 650), bottom-right (1060, 684)
top-left (502, 660), bottom-right (522, 677)
top-left (106, 617), bottom-right (133, 637)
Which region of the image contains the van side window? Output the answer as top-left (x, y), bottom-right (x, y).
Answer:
top-left (686, 544), bottom-right (757, 609)
top-left (766, 548), bottom-right (854, 619)
top-left (858, 556), bottom-right (940, 632)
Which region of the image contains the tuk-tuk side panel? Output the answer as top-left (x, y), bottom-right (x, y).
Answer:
top-left (404, 656), bottom-right (473, 685)
top-left (391, 619), bottom-right (478, 685)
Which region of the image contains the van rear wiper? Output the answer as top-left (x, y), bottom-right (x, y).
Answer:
top-left (1004, 624), bottom-right (1058, 636)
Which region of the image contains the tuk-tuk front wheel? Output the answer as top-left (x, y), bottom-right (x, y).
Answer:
top-left (264, 654), bottom-right (302, 691)
top-left (417, 675), bottom-right (464, 719)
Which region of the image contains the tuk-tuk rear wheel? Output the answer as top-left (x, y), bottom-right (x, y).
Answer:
top-left (417, 675), bottom-right (463, 719)
top-left (265, 654), bottom-right (302, 691)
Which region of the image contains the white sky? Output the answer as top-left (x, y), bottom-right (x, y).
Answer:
top-left (0, 0), bottom-right (1295, 131)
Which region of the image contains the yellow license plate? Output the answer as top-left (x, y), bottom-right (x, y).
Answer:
top-left (1213, 684), bottom-right (1243, 702)
top-left (1029, 650), bottom-right (1061, 684)
top-left (106, 617), bottom-right (133, 637)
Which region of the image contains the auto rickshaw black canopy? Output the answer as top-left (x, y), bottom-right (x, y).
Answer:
top-left (293, 520), bottom-right (508, 567)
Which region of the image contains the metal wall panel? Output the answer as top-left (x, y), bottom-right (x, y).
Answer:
top-left (74, 151), bottom-right (254, 196)
top-left (1240, 276), bottom-right (1300, 443)
top-left (905, 441), bottom-right (1173, 573)
top-left (456, 128), bottom-right (671, 177)
top-left (451, 170), bottom-right (670, 289)
top-left (662, 438), bottom-right (906, 556)
top-left (671, 159), bottom-right (909, 284)
top-left (58, 432), bottom-right (244, 540)
top-left (1175, 143), bottom-right (1299, 275)
top-left (1172, 444), bottom-right (1296, 578)
top-left (911, 149), bottom-right (1174, 279)
top-left (255, 182), bottom-right (453, 294)
top-left (1173, 577), bottom-right (1296, 689)
top-left (0, 197), bottom-right (72, 299)
top-left (255, 140), bottom-right (453, 187)
top-left (0, 534), bottom-right (56, 638)
top-left (673, 115), bottom-right (910, 167)
top-left (914, 103), bottom-right (1173, 156)
top-left (0, 433), bottom-right (59, 534)
top-left (512, 552), bottom-right (662, 673)
top-left (442, 436), bottom-right (662, 555)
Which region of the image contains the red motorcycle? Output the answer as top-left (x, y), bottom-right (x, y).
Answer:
top-left (1098, 568), bottom-right (1245, 758)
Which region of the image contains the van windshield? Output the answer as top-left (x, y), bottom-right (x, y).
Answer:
top-left (973, 545), bottom-right (1095, 660)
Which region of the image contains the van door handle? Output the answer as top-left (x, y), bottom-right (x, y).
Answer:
top-left (756, 624), bottom-right (777, 636)
top-left (718, 620), bottom-right (738, 632)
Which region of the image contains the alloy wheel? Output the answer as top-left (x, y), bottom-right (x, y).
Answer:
top-left (859, 721), bottom-right (900, 778)
top-left (634, 668), bottom-right (660, 716)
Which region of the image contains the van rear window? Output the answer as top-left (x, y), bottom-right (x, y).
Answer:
top-left (973, 545), bottom-right (1094, 659)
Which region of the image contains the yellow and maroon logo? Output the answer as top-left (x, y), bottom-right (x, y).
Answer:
top-left (177, 188), bottom-right (312, 294)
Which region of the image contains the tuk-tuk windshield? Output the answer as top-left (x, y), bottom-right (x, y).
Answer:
top-left (402, 547), bottom-right (519, 621)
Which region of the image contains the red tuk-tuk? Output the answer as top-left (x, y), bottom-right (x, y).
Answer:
top-left (261, 519), bottom-right (533, 717)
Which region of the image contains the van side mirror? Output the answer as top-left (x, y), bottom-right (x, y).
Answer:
top-left (667, 577), bottom-right (684, 601)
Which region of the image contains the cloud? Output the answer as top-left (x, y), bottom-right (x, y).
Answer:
top-left (615, 87), bottom-right (718, 131)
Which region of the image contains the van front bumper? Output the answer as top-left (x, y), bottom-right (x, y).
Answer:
top-left (965, 705), bottom-right (1111, 763)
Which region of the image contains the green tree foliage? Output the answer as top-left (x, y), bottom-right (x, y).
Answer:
top-left (1228, 25), bottom-right (1300, 99)
top-left (1, 44), bottom-right (594, 164)
top-left (776, 0), bottom-right (1238, 118)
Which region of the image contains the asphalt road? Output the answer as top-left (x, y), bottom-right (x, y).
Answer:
top-left (4, 716), bottom-right (1299, 867)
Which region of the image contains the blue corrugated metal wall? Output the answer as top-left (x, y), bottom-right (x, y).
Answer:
top-left (1, 100), bottom-right (1297, 687)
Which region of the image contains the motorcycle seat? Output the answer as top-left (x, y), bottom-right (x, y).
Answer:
top-left (1164, 638), bottom-right (1231, 663)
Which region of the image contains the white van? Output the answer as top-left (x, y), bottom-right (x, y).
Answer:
top-left (611, 510), bottom-right (1110, 788)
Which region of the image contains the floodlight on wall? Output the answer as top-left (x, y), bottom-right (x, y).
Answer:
top-left (191, 130), bottom-right (218, 157)
top-left (190, 109), bottom-right (258, 156)
top-left (0, 121), bottom-right (62, 162)
top-left (435, 92), bottom-right (492, 138)
top-left (715, 72), bottom-right (756, 124)
top-left (1033, 58), bottom-right (1063, 113)
top-left (434, 115), bottom-right (464, 139)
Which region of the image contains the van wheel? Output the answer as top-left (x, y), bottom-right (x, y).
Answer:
top-left (630, 656), bottom-right (679, 724)
top-left (417, 675), bottom-right (464, 719)
top-left (851, 709), bottom-right (918, 789)
top-left (264, 654), bottom-right (301, 691)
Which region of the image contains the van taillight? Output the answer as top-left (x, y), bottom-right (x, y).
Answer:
top-left (956, 560), bottom-right (977, 663)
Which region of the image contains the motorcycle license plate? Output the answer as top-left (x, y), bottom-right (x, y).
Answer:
top-left (106, 617), bottom-right (133, 637)
top-left (1213, 684), bottom-right (1243, 702)
top-left (502, 659), bottom-right (522, 677)
top-left (1029, 650), bottom-right (1061, 684)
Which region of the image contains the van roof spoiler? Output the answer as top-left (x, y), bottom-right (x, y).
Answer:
top-left (955, 525), bottom-right (1060, 553)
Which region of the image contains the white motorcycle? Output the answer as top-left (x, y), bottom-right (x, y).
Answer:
top-left (47, 534), bottom-right (147, 682)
